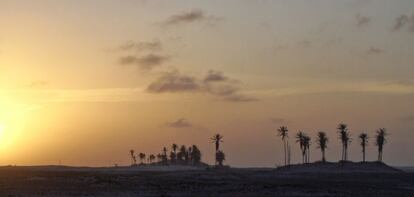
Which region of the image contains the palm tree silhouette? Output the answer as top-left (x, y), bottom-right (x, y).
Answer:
top-left (216, 150), bottom-right (225, 166)
top-left (277, 126), bottom-right (289, 166)
top-left (211, 134), bottom-right (224, 165)
top-left (129, 149), bottom-right (137, 166)
top-left (303, 135), bottom-right (311, 163)
top-left (149, 154), bottom-right (156, 164)
top-left (359, 133), bottom-right (368, 162)
top-left (171, 144), bottom-right (178, 163)
top-left (191, 145), bottom-right (202, 165)
top-left (316, 132), bottom-right (328, 162)
top-left (139, 153), bottom-right (146, 164)
top-left (211, 134), bottom-right (224, 152)
top-left (375, 128), bottom-right (387, 162)
top-left (296, 131), bottom-right (306, 164)
top-left (162, 147), bottom-right (168, 165)
top-left (337, 123), bottom-right (351, 161)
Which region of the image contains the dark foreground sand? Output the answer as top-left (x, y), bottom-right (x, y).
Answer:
top-left (0, 165), bottom-right (413, 197)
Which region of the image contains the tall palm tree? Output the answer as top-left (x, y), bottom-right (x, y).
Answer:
top-left (359, 133), bottom-right (368, 162)
top-left (375, 128), bottom-right (387, 162)
top-left (130, 149), bottom-right (137, 166)
top-left (316, 132), bottom-right (328, 162)
top-left (303, 135), bottom-right (311, 163)
top-left (211, 134), bottom-right (224, 165)
top-left (211, 134), bottom-right (224, 152)
top-left (277, 126), bottom-right (289, 165)
top-left (296, 131), bottom-right (306, 164)
top-left (337, 123), bottom-right (351, 161)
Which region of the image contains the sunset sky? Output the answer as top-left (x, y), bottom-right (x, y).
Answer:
top-left (0, 0), bottom-right (414, 167)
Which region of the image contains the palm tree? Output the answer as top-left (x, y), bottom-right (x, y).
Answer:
top-left (211, 134), bottom-right (224, 152)
top-left (129, 149), bottom-right (137, 166)
top-left (216, 150), bottom-right (225, 166)
top-left (316, 132), bottom-right (328, 162)
top-left (156, 153), bottom-right (162, 163)
top-left (139, 153), bottom-right (146, 164)
top-left (171, 144), bottom-right (178, 163)
top-left (162, 147), bottom-right (168, 165)
top-left (191, 145), bottom-right (202, 165)
top-left (303, 135), bottom-right (311, 163)
top-left (277, 126), bottom-right (289, 166)
top-left (149, 154), bottom-right (156, 164)
top-left (296, 131), bottom-right (306, 164)
top-left (337, 123), bottom-right (351, 161)
top-left (211, 134), bottom-right (224, 165)
top-left (359, 133), bottom-right (368, 162)
top-left (376, 128), bottom-right (387, 162)
top-left (178, 145), bottom-right (187, 162)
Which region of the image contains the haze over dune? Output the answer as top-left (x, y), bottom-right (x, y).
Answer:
top-left (0, 0), bottom-right (413, 168)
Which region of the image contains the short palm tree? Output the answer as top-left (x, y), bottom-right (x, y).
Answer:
top-left (375, 128), bottom-right (387, 162)
top-left (129, 149), bottom-right (137, 166)
top-left (316, 132), bottom-right (328, 162)
top-left (337, 123), bottom-right (351, 161)
top-left (149, 154), bottom-right (156, 164)
top-left (359, 133), bottom-right (368, 162)
top-left (139, 153), bottom-right (146, 164)
top-left (277, 126), bottom-right (289, 165)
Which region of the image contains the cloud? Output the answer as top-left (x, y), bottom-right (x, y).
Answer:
top-left (166, 118), bottom-right (192, 128)
top-left (366, 47), bottom-right (384, 55)
top-left (224, 94), bottom-right (259, 102)
top-left (119, 54), bottom-right (169, 71)
top-left (161, 9), bottom-right (222, 27)
top-left (392, 14), bottom-right (414, 32)
top-left (146, 69), bottom-right (257, 102)
top-left (355, 14), bottom-right (371, 28)
top-left (119, 40), bottom-right (162, 52)
top-left (203, 70), bottom-right (228, 83)
top-left (147, 70), bottom-right (200, 93)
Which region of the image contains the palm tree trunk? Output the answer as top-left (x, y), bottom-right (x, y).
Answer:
top-left (322, 150), bottom-right (326, 162)
top-left (283, 139), bottom-right (287, 166)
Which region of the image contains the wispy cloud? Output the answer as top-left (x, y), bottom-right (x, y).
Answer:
top-left (161, 9), bottom-right (222, 27)
top-left (119, 54), bottom-right (169, 71)
top-left (392, 14), bottom-right (414, 32)
top-left (147, 70), bottom-right (200, 93)
top-left (119, 40), bottom-right (162, 52)
top-left (355, 14), bottom-right (371, 28)
top-left (146, 69), bottom-right (257, 102)
top-left (366, 47), bottom-right (384, 55)
top-left (166, 118), bottom-right (192, 128)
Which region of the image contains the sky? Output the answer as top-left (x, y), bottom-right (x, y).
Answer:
top-left (0, 0), bottom-right (413, 167)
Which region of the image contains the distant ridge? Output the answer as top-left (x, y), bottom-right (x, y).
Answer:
top-left (275, 161), bottom-right (403, 173)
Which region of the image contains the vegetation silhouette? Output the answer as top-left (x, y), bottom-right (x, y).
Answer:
top-left (316, 132), bottom-right (328, 163)
top-left (337, 124), bottom-right (351, 161)
top-left (127, 123), bottom-right (390, 168)
top-left (277, 126), bottom-right (289, 165)
top-left (359, 133), bottom-right (369, 162)
top-left (376, 128), bottom-right (387, 162)
top-left (211, 134), bottom-right (224, 166)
